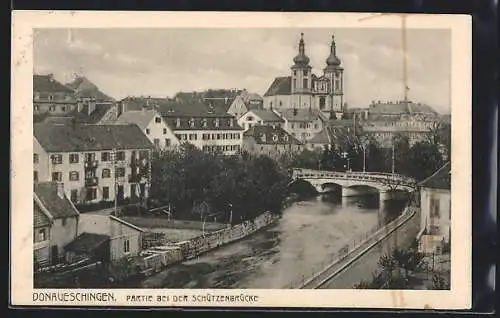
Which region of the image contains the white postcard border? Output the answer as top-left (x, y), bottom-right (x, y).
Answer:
top-left (11, 11), bottom-right (472, 309)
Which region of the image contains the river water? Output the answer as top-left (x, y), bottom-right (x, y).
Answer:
top-left (139, 194), bottom-right (407, 289)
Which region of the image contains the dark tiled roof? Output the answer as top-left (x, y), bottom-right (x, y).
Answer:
top-left (34, 123), bottom-right (154, 152)
top-left (159, 100), bottom-right (232, 118)
top-left (244, 125), bottom-right (301, 145)
top-left (249, 109), bottom-right (285, 122)
top-left (120, 97), bottom-right (170, 112)
top-left (263, 76), bottom-right (292, 96)
top-left (34, 75), bottom-right (74, 93)
top-left (73, 103), bottom-right (114, 124)
top-left (368, 101), bottom-right (438, 115)
top-left (275, 108), bottom-right (324, 122)
top-left (308, 129), bottom-right (330, 144)
top-left (203, 89), bottom-right (242, 99)
top-left (64, 233), bottom-right (109, 254)
top-left (419, 162), bottom-right (451, 189)
top-left (164, 116), bottom-right (243, 131)
top-left (34, 182), bottom-right (80, 219)
top-left (34, 202), bottom-right (51, 227)
top-left (65, 76), bottom-right (115, 102)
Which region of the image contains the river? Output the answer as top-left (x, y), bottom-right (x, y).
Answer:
top-left (139, 194), bottom-right (407, 289)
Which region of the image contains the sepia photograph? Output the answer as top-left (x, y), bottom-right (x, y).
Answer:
top-left (11, 11), bottom-right (471, 308)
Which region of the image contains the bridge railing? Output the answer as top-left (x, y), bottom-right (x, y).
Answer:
top-left (291, 169), bottom-right (415, 186)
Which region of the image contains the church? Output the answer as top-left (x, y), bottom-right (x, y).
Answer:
top-left (263, 33), bottom-right (347, 120)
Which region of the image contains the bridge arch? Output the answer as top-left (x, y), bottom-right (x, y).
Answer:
top-left (287, 179), bottom-right (318, 196)
top-left (318, 182), bottom-right (343, 194)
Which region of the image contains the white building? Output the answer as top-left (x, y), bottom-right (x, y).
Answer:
top-left (114, 108), bottom-right (180, 150)
top-left (272, 108), bottom-right (327, 142)
top-left (237, 109), bottom-right (285, 132)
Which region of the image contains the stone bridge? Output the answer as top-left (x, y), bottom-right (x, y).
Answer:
top-left (290, 168), bottom-right (416, 201)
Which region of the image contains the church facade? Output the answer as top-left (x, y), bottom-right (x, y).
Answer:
top-left (263, 33), bottom-right (346, 120)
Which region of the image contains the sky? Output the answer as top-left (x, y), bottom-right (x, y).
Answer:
top-left (33, 28), bottom-right (451, 114)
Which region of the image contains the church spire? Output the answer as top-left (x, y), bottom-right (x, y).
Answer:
top-left (325, 34), bottom-right (341, 67)
top-left (293, 32), bottom-right (310, 66)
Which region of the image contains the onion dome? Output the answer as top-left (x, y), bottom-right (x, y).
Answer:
top-left (326, 35), bottom-right (341, 66)
top-left (293, 33), bottom-right (310, 66)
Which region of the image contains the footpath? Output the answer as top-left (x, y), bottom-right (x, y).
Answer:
top-left (300, 205), bottom-right (418, 289)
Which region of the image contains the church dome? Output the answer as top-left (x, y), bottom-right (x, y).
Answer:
top-left (292, 33), bottom-right (310, 67)
top-left (325, 35), bottom-right (341, 67)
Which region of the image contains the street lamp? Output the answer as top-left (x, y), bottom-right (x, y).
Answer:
top-left (342, 151), bottom-right (351, 172)
top-left (228, 202), bottom-right (233, 226)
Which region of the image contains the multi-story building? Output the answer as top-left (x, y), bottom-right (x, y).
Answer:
top-left (33, 74), bottom-right (77, 116)
top-left (272, 108), bottom-right (326, 142)
top-left (360, 100), bottom-right (440, 147)
top-left (158, 101), bottom-right (244, 155)
top-left (33, 181), bottom-right (80, 267)
top-left (263, 33), bottom-right (347, 120)
top-left (237, 109), bottom-right (285, 132)
top-left (33, 123), bottom-right (154, 205)
top-left (418, 162), bottom-right (451, 254)
top-left (227, 90), bottom-right (264, 120)
top-left (115, 108), bottom-right (180, 150)
top-left (242, 125), bottom-right (303, 160)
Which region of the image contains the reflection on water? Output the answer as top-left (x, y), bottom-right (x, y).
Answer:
top-left (140, 193), bottom-right (408, 289)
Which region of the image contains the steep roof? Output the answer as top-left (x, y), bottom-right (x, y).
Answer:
top-left (276, 108), bottom-right (324, 122)
top-left (65, 76), bottom-right (115, 102)
top-left (244, 125), bottom-right (301, 145)
top-left (308, 129), bottom-right (331, 144)
top-left (419, 162), bottom-right (451, 190)
top-left (249, 109), bottom-right (285, 122)
top-left (263, 76), bottom-right (292, 96)
top-left (64, 233), bottom-right (110, 254)
top-left (34, 182), bottom-right (80, 219)
top-left (34, 123), bottom-right (154, 152)
top-left (158, 100), bottom-right (232, 118)
top-left (34, 75), bottom-right (74, 93)
top-left (114, 110), bottom-right (159, 130)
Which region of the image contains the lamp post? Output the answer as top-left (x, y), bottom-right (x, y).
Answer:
top-left (391, 139), bottom-right (395, 175)
top-left (363, 145), bottom-right (367, 173)
top-left (228, 202), bottom-right (233, 226)
top-left (342, 151), bottom-right (350, 172)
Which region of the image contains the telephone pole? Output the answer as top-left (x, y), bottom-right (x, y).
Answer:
top-left (112, 148), bottom-right (118, 216)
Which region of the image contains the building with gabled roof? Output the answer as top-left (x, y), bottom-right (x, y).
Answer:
top-left (114, 109), bottom-right (180, 150)
top-left (237, 109), bottom-right (285, 132)
top-left (227, 90), bottom-right (264, 120)
top-left (65, 75), bottom-right (115, 103)
top-left (271, 108), bottom-right (326, 142)
top-left (242, 125), bottom-right (303, 160)
top-left (418, 162), bottom-right (451, 254)
top-left (33, 182), bottom-right (80, 267)
top-left (34, 123), bottom-right (154, 207)
top-left (33, 74), bottom-right (78, 116)
top-left (263, 33), bottom-right (347, 120)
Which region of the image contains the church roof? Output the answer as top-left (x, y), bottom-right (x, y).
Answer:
top-left (263, 76), bottom-right (292, 96)
top-left (277, 108), bottom-right (324, 122)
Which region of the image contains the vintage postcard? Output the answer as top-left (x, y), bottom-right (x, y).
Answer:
top-left (11, 11), bottom-right (472, 309)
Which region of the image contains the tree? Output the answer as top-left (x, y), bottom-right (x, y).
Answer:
top-left (402, 141), bottom-right (444, 181)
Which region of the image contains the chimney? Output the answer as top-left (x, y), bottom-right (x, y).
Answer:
top-left (56, 182), bottom-right (65, 199)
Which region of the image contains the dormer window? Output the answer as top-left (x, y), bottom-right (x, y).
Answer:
top-left (176, 118), bottom-right (181, 128)
top-left (272, 134), bottom-right (279, 142)
top-left (214, 118), bottom-right (220, 128)
top-left (202, 118), bottom-right (208, 128)
top-left (247, 116), bottom-right (254, 121)
top-left (34, 92), bottom-right (40, 100)
top-left (48, 95), bottom-right (54, 102)
top-left (189, 118), bottom-right (195, 128)
top-left (229, 119), bottom-right (234, 127)
top-left (155, 117), bottom-right (161, 123)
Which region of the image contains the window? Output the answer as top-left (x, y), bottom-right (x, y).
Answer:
top-left (163, 128), bottom-right (167, 135)
top-left (303, 78), bottom-right (308, 89)
top-left (165, 138), bottom-right (171, 147)
top-left (70, 190), bottom-right (78, 203)
top-left (69, 154), bottom-right (79, 164)
top-left (189, 118), bottom-right (195, 128)
top-left (33, 153), bottom-right (39, 164)
top-left (123, 239), bottom-right (130, 253)
top-left (115, 167), bottom-right (125, 178)
top-left (51, 172), bottom-right (62, 182)
top-left (101, 152), bottom-right (110, 162)
top-left (154, 139), bottom-right (160, 148)
top-left (303, 70), bottom-right (308, 76)
top-left (86, 188), bottom-right (97, 201)
top-left (34, 105), bottom-right (40, 112)
top-left (319, 97), bottom-right (326, 110)
top-left (85, 153), bottom-right (95, 162)
top-left (51, 154), bottom-right (62, 164)
top-left (314, 124), bottom-right (318, 129)
top-left (102, 168), bottom-right (111, 178)
top-left (291, 123), bottom-right (295, 129)
top-left (430, 197), bottom-right (440, 218)
top-left (34, 171), bottom-right (38, 182)
top-left (61, 106), bottom-right (66, 112)
top-left (38, 229), bottom-right (47, 241)
top-left (115, 151), bottom-right (125, 161)
top-left (102, 187), bottom-right (109, 200)
top-left (155, 117), bottom-right (161, 123)
top-left (69, 171), bottom-right (79, 181)
top-left (48, 95), bottom-right (54, 102)
top-left (146, 128), bottom-right (150, 135)
top-left (293, 70), bottom-right (297, 76)
top-left (176, 118), bottom-right (181, 128)
top-left (214, 119), bottom-right (220, 128)
top-left (247, 116), bottom-right (254, 121)
top-left (49, 106), bottom-right (55, 112)
top-left (139, 150), bottom-right (149, 159)
top-left (293, 79), bottom-right (297, 90)
top-left (279, 101), bottom-right (283, 106)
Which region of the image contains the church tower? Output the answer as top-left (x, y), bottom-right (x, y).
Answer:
top-left (290, 33), bottom-right (313, 109)
top-left (323, 35), bottom-right (344, 119)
